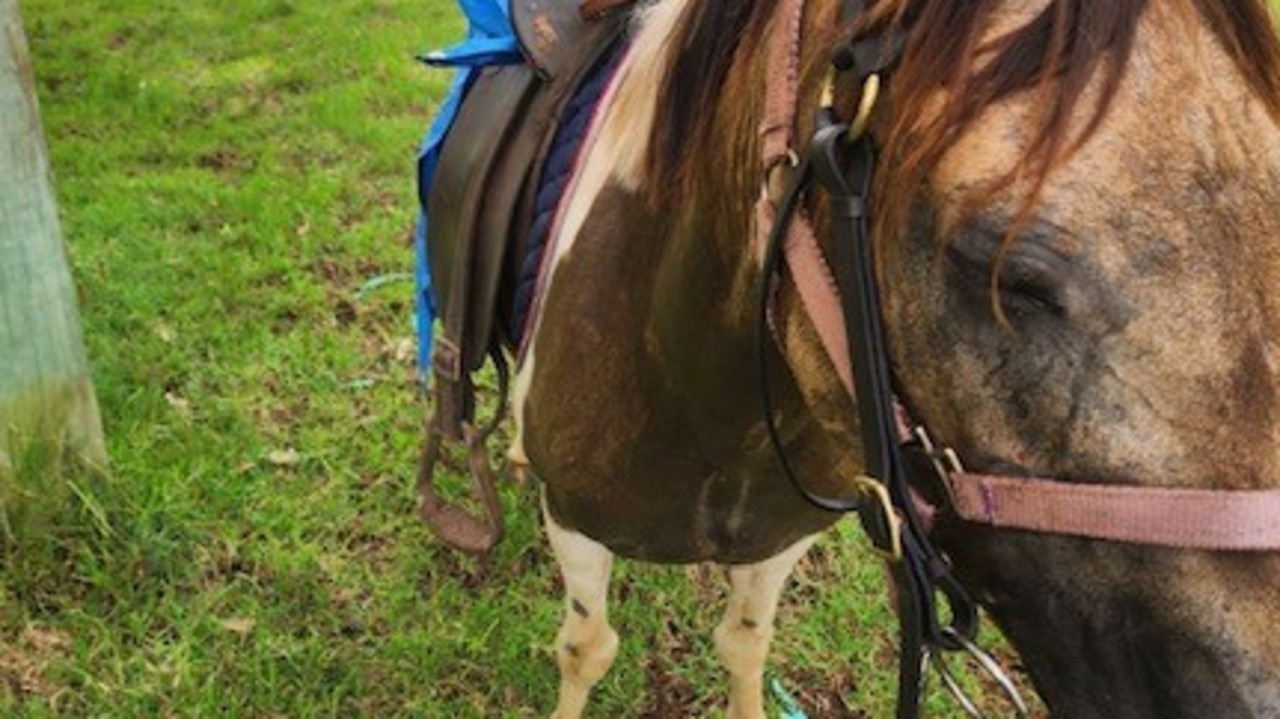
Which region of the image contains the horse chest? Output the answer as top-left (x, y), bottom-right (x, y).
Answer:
top-left (518, 195), bottom-right (838, 563)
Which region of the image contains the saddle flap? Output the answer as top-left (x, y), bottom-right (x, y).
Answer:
top-left (427, 64), bottom-right (541, 373)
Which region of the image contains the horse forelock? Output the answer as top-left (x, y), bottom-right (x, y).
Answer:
top-left (870, 0), bottom-right (1280, 249)
top-left (643, 0), bottom-right (1280, 230)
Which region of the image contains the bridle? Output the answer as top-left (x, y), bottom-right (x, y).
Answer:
top-left (757, 6), bottom-right (1013, 713)
top-left (755, 0), bottom-right (1280, 716)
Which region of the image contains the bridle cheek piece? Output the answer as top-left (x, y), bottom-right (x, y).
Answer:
top-left (756, 4), bottom-right (1026, 713)
top-left (756, 0), bottom-right (1280, 717)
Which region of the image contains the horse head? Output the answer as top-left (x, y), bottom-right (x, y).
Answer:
top-left (863, 1), bottom-right (1280, 715)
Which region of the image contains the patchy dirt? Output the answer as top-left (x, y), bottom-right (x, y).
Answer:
top-left (333, 298), bottom-right (358, 327)
top-left (0, 624), bottom-right (70, 704)
top-left (781, 666), bottom-right (869, 718)
top-left (196, 147), bottom-right (256, 174)
top-left (421, 545), bottom-right (493, 595)
top-left (637, 617), bottom-right (716, 718)
top-left (638, 658), bottom-right (702, 718)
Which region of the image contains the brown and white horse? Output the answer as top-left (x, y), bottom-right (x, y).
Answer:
top-left (506, 0), bottom-right (1280, 716)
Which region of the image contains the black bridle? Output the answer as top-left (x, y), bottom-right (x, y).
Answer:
top-left (755, 5), bottom-right (1028, 717)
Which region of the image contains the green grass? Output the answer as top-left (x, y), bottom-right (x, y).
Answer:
top-left (0, 1), bottom-right (1043, 717)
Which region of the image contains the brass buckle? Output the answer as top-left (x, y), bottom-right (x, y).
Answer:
top-left (913, 426), bottom-right (964, 504)
top-left (762, 149), bottom-right (801, 203)
top-left (818, 71), bottom-right (882, 143)
top-left (852, 474), bottom-right (903, 561)
top-left (848, 73), bottom-right (881, 141)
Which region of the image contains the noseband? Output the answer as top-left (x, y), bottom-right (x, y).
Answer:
top-left (756, 0), bottom-right (1280, 716)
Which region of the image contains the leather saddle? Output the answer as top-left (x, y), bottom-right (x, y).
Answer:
top-left (419, 0), bottom-right (631, 554)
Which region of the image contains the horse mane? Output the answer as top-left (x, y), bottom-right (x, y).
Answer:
top-left (645, 0), bottom-right (774, 200)
top-left (647, 0), bottom-right (1280, 224)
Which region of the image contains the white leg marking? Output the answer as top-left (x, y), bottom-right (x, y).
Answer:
top-left (715, 536), bottom-right (819, 719)
top-left (508, 346), bottom-right (534, 477)
top-left (544, 492), bottom-right (619, 719)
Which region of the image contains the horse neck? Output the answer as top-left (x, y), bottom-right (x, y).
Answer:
top-left (683, 0), bottom-right (865, 453)
top-left (648, 0), bottom-right (845, 314)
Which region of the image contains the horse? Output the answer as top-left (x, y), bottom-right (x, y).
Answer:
top-left (488, 0), bottom-right (1280, 716)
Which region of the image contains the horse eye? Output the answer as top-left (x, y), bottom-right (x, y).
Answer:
top-left (946, 218), bottom-right (1073, 321)
top-left (997, 260), bottom-right (1067, 318)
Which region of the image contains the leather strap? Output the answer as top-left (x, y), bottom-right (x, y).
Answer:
top-left (760, 0), bottom-right (806, 170)
top-left (756, 4), bottom-right (990, 718)
top-left (810, 118), bottom-right (985, 719)
top-left (419, 348), bottom-right (510, 555)
top-left (757, 188), bottom-right (855, 397)
top-left (949, 474), bottom-right (1280, 550)
top-left (757, 0), bottom-right (856, 397)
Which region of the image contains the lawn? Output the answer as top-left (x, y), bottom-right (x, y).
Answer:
top-left (10, 0), bottom-right (1224, 716)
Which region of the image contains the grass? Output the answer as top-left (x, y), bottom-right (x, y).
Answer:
top-left (0, 1), bottom-right (1053, 717)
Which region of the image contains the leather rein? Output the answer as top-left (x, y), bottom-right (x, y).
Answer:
top-left (756, 0), bottom-right (1280, 716)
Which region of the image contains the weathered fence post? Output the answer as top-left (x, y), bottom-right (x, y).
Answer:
top-left (0, 0), bottom-right (106, 494)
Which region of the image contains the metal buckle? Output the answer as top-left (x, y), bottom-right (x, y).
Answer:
top-left (847, 73), bottom-right (881, 141)
top-left (762, 148), bottom-right (801, 202)
top-left (913, 425), bottom-right (964, 504)
top-left (852, 474), bottom-right (903, 561)
top-left (818, 71), bottom-right (882, 143)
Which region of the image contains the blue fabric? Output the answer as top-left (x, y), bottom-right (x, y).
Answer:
top-left (416, 0), bottom-right (523, 379)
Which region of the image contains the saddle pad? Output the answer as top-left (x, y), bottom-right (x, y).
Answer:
top-left (510, 39), bottom-right (629, 344)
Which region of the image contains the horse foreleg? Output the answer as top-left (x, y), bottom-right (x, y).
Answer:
top-left (543, 492), bottom-right (619, 719)
top-left (714, 535), bottom-right (818, 719)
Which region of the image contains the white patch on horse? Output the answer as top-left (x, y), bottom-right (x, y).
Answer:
top-left (547, 0), bottom-right (679, 265)
top-left (511, 0), bottom-right (687, 463)
top-left (715, 535), bottom-right (818, 718)
top-left (542, 491), bottom-right (619, 719)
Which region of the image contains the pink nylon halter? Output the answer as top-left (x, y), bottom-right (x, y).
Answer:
top-left (758, 0), bottom-right (1280, 551)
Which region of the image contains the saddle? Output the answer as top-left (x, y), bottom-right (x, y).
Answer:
top-left (419, 0), bottom-right (632, 554)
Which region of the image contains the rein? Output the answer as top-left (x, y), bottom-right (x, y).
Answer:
top-left (756, 0), bottom-right (1280, 715)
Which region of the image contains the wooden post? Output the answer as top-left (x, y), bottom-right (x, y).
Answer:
top-left (0, 0), bottom-right (106, 485)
